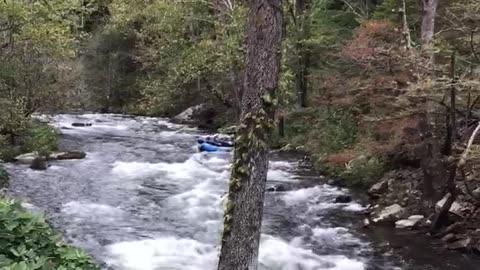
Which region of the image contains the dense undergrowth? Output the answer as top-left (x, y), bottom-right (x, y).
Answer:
top-left (0, 198), bottom-right (98, 270)
top-left (0, 121), bottom-right (58, 162)
top-left (273, 108), bottom-right (386, 189)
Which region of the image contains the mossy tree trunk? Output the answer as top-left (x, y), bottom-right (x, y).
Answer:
top-left (217, 1), bottom-right (283, 270)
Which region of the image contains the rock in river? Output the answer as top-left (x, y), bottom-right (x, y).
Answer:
top-left (15, 152), bottom-right (40, 164)
top-left (49, 151), bottom-right (86, 160)
top-left (334, 195), bottom-right (352, 203)
top-left (72, 123), bottom-right (92, 127)
top-left (30, 157), bottom-right (48, 170)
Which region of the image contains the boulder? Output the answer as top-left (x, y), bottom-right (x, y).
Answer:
top-left (49, 151), bottom-right (86, 160)
top-left (334, 195), bottom-right (352, 203)
top-left (15, 152), bottom-right (40, 164)
top-left (368, 179), bottom-right (388, 199)
top-left (435, 194), bottom-right (464, 216)
top-left (447, 237), bottom-right (472, 251)
top-left (72, 123), bottom-right (92, 127)
top-left (171, 104), bottom-right (217, 128)
top-left (30, 157), bottom-right (48, 170)
top-left (372, 204), bottom-right (404, 224)
top-left (395, 215), bottom-right (424, 229)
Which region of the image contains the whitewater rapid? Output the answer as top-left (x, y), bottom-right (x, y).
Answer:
top-left (8, 114), bottom-right (478, 270)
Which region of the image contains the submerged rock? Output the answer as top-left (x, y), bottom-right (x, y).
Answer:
top-left (372, 204), bottom-right (404, 224)
top-left (30, 157), bottom-right (48, 170)
top-left (50, 151), bottom-right (86, 160)
top-left (334, 195), bottom-right (352, 203)
top-left (267, 184), bottom-right (288, 192)
top-left (72, 123), bottom-right (92, 127)
top-left (15, 152), bottom-right (40, 164)
top-left (395, 215), bottom-right (424, 229)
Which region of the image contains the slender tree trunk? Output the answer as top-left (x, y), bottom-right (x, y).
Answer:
top-left (217, 1), bottom-right (283, 269)
top-left (295, 0), bottom-right (308, 108)
top-left (397, 0), bottom-right (412, 49)
top-left (417, 0), bottom-right (438, 49)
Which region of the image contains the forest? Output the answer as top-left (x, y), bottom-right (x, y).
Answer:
top-left (1, 0), bottom-right (480, 269)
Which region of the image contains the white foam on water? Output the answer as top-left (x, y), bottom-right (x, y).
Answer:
top-left (111, 154), bottom-right (221, 182)
top-left (342, 203), bottom-right (366, 212)
top-left (105, 237), bottom-right (217, 270)
top-left (105, 234), bottom-right (365, 270)
top-left (307, 202), bottom-right (366, 213)
top-left (62, 201), bottom-right (123, 221)
top-left (311, 227), bottom-right (365, 248)
top-left (259, 235), bottom-right (365, 270)
top-left (283, 185), bottom-right (344, 205)
top-left (267, 169), bottom-right (295, 182)
top-left (167, 179), bottom-right (224, 221)
top-left (269, 161), bottom-right (294, 170)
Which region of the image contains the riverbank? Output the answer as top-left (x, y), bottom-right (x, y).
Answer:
top-left (266, 107), bottom-right (480, 258)
top-left (0, 166), bottom-right (98, 269)
top-left (171, 102), bottom-right (480, 259)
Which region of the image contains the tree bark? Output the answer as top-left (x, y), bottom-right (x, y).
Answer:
top-left (417, 0), bottom-right (438, 49)
top-left (397, 0), bottom-right (412, 49)
top-left (295, 0), bottom-right (308, 108)
top-left (217, 0), bottom-right (283, 270)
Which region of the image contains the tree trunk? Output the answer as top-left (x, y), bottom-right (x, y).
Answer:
top-left (397, 0), bottom-right (412, 49)
top-left (217, 1), bottom-right (283, 270)
top-left (417, 0), bottom-right (438, 49)
top-left (295, 0), bottom-right (308, 108)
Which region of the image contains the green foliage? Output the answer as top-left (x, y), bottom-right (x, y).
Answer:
top-left (81, 0), bottom-right (245, 116)
top-left (340, 156), bottom-right (385, 188)
top-left (21, 122), bottom-right (59, 156)
top-left (0, 198), bottom-right (98, 270)
top-left (284, 108), bottom-right (357, 155)
top-left (372, 0), bottom-right (418, 38)
top-left (0, 121), bottom-right (58, 162)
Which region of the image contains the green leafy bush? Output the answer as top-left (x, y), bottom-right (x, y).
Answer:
top-left (0, 121), bottom-right (58, 161)
top-left (340, 156), bottom-right (385, 188)
top-left (21, 122), bottom-right (59, 155)
top-left (0, 198), bottom-right (98, 270)
top-left (284, 108), bottom-right (357, 155)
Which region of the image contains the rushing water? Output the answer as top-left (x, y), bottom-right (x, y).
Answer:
top-left (5, 114), bottom-right (480, 270)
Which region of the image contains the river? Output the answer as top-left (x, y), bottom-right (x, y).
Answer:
top-left (5, 114), bottom-right (480, 270)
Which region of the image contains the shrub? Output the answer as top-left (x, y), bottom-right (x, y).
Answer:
top-left (284, 108), bottom-right (357, 155)
top-left (21, 122), bottom-right (59, 155)
top-left (0, 198), bottom-right (98, 270)
top-left (340, 156), bottom-right (385, 188)
top-left (0, 121), bottom-right (58, 161)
